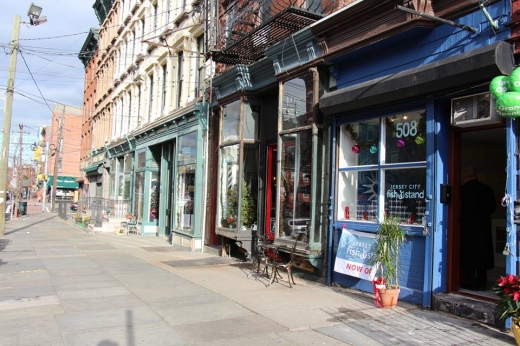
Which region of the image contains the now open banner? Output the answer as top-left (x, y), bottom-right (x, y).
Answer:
top-left (334, 229), bottom-right (377, 281)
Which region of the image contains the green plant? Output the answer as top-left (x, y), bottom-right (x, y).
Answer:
top-left (371, 216), bottom-right (406, 289)
top-left (493, 274), bottom-right (520, 325)
top-left (226, 180), bottom-right (257, 228)
top-left (73, 213), bottom-right (82, 223)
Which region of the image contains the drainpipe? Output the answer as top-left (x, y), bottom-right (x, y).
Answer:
top-left (327, 116), bottom-right (337, 286)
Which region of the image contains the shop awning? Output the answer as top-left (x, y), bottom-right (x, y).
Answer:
top-left (320, 41), bottom-right (515, 115)
top-left (84, 164), bottom-right (100, 173)
top-left (47, 176), bottom-right (79, 189)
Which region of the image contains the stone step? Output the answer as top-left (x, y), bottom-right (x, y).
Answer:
top-left (203, 244), bottom-right (222, 256)
top-left (432, 293), bottom-right (502, 327)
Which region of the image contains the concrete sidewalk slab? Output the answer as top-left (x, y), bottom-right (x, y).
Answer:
top-left (0, 212), bottom-right (516, 346)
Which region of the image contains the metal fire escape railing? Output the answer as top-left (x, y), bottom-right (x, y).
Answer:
top-left (211, 0), bottom-right (338, 65)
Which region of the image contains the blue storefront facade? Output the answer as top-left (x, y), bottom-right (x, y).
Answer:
top-left (318, 0), bottom-right (517, 313)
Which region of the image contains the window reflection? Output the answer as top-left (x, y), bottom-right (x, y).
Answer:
top-left (176, 132), bottom-right (197, 232)
top-left (282, 77), bottom-right (313, 130)
top-left (385, 111), bottom-right (426, 164)
top-left (336, 109), bottom-right (427, 224)
top-left (134, 172), bottom-right (144, 220)
top-left (218, 145), bottom-right (240, 229)
top-left (337, 170), bottom-right (379, 222)
top-left (149, 171), bottom-right (159, 222)
top-left (280, 130), bottom-right (312, 243)
top-left (222, 100), bottom-right (240, 143)
top-left (339, 119), bottom-right (379, 167)
top-left (240, 145), bottom-right (258, 229)
top-left (384, 168), bottom-right (426, 225)
top-left (176, 165), bottom-right (195, 231)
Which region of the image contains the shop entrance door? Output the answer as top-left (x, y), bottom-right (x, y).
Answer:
top-left (448, 127), bottom-right (506, 297)
top-left (265, 144), bottom-right (277, 240)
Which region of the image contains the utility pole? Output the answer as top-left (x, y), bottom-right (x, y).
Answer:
top-left (41, 140), bottom-right (50, 212)
top-left (0, 15), bottom-right (20, 235)
top-left (51, 107), bottom-right (64, 213)
top-left (0, 4), bottom-right (46, 233)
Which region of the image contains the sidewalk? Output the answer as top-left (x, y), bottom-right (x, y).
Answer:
top-left (0, 213), bottom-right (515, 346)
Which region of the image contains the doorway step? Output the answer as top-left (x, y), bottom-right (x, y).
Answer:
top-left (432, 293), bottom-right (502, 327)
top-left (203, 244), bottom-right (222, 256)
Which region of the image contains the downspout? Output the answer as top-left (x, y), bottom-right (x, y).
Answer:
top-left (327, 116), bottom-right (337, 286)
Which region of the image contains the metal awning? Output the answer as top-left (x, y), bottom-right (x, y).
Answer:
top-left (47, 176), bottom-right (79, 189)
top-left (320, 42), bottom-right (515, 115)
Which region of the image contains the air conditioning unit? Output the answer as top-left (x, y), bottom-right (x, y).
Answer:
top-left (451, 92), bottom-right (502, 127)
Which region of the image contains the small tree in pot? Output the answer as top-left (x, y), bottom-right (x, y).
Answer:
top-left (371, 216), bottom-right (406, 308)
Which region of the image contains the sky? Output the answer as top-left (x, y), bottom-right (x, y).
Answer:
top-left (0, 1), bottom-right (100, 163)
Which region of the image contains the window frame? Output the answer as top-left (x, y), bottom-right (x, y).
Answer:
top-left (335, 109), bottom-right (428, 227)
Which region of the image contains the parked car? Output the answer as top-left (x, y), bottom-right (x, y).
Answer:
top-left (70, 203), bottom-right (78, 211)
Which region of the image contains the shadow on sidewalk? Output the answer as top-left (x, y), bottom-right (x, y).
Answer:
top-left (5, 214), bottom-right (58, 236)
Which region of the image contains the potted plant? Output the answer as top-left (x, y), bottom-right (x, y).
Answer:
top-left (492, 274), bottom-right (520, 345)
top-left (73, 213), bottom-right (82, 223)
top-left (371, 216), bottom-right (406, 308)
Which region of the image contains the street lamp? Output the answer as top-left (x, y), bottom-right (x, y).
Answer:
top-left (0, 3), bottom-right (47, 235)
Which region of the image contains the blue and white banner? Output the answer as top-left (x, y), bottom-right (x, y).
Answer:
top-left (334, 228), bottom-right (377, 281)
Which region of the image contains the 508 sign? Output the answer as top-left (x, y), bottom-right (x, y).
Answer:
top-left (395, 120), bottom-right (418, 138)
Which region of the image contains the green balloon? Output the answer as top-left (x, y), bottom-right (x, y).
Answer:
top-left (490, 75), bottom-right (510, 99)
top-left (495, 92), bottom-right (520, 119)
top-left (510, 67), bottom-right (520, 92)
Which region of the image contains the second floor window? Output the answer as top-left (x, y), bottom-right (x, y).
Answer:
top-left (148, 73), bottom-right (154, 121)
top-left (177, 52), bottom-right (183, 107)
top-left (162, 64), bottom-right (167, 113)
top-left (195, 36), bottom-right (204, 98)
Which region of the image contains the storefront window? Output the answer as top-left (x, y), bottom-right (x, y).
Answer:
top-left (222, 100), bottom-right (240, 143)
top-left (337, 170), bottom-right (379, 222)
top-left (280, 130), bottom-right (312, 242)
top-left (217, 144), bottom-right (239, 229)
top-left (384, 168), bottom-right (426, 225)
top-left (176, 132), bottom-right (197, 233)
top-left (134, 171), bottom-right (144, 220)
top-left (282, 77), bottom-right (312, 130)
top-left (117, 157), bottom-right (124, 198)
top-left (337, 109), bottom-right (427, 225)
top-left (243, 105), bottom-right (259, 140)
top-left (339, 119), bottom-right (379, 167)
top-left (134, 150), bottom-right (146, 219)
top-left (149, 171), bottom-right (159, 222)
top-left (241, 145), bottom-right (258, 229)
top-left (385, 111), bottom-right (426, 164)
top-left (177, 164), bottom-right (195, 231)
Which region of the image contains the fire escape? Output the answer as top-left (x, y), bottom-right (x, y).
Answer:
top-left (211, 0), bottom-right (339, 66)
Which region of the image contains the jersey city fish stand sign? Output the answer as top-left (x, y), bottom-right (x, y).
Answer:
top-left (334, 229), bottom-right (377, 281)
top-left (490, 67), bottom-right (520, 119)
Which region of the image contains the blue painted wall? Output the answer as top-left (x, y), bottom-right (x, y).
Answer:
top-left (332, 3), bottom-right (510, 90)
top-left (327, 2), bottom-right (512, 306)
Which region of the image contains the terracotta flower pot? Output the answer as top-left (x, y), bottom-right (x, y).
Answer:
top-left (379, 287), bottom-right (400, 308)
top-left (513, 320), bottom-right (520, 346)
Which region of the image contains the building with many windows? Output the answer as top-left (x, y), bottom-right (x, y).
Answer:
top-left (79, 0), bottom-right (520, 326)
top-left (81, 0), bottom-right (209, 249)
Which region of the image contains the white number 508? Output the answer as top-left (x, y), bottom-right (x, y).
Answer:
top-left (395, 120), bottom-right (418, 138)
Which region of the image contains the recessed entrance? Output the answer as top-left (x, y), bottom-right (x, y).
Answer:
top-left (449, 127), bottom-right (506, 299)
